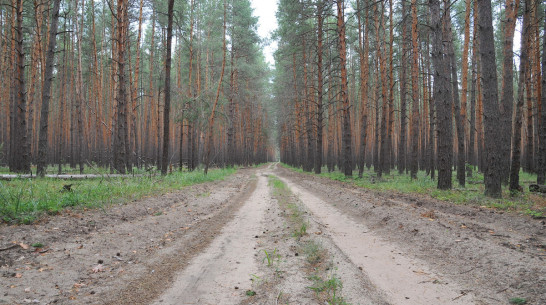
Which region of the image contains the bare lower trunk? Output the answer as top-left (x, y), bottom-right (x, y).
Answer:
top-left (161, 0), bottom-right (175, 176)
top-left (37, 0), bottom-right (61, 177)
top-left (113, 0), bottom-right (127, 174)
top-left (500, 0), bottom-right (520, 184)
top-left (537, 8), bottom-right (546, 185)
top-left (510, 0), bottom-right (530, 191)
top-left (10, 0), bottom-right (30, 174)
top-left (478, 0), bottom-right (502, 197)
top-left (337, 1), bottom-right (352, 177)
top-left (430, 0), bottom-right (452, 190)
top-left (315, 3), bottom-right (324, 174)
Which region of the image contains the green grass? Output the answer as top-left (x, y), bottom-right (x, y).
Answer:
top-left (0, 163), bottom-right (162, 176)
top-left (509, 297), bottom-right (527, 304)
top-left (262, 248), bottom-right (281, 267)
top-left (303, 240), bottom-right (323, 265)
top-left (282, 164), bottom-right (545, 218)
top-left (269, 175), bottom-right (309, 238)
top-left (0, 167), bottom-right (236, 224)
top-left (307, 273), bottom-right (350, 305)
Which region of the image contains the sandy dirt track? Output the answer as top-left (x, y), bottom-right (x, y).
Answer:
top-left (1, 163), bottom-right (544, 304)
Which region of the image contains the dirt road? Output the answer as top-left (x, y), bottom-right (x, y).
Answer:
top-left (1, 164), bottom-right (544, 304)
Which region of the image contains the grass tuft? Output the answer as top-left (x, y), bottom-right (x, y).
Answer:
top-left (509, 297), bottom-right (527, 304)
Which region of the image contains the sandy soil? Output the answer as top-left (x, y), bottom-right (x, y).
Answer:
top-left (277, 175), bottom-right (472, 304)
top-left (151, 172), bottom-right (270, 305)
top-left (1, 163), bottom-right (544, 304)
top-left (1, 168), bottom-right (257, 305)
top-left (274, 164), bottom-right (545, 305)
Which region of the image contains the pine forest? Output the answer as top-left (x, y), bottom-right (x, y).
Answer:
top-left (1, 0), bottom-right (545, 197)
top-left (1, 0), bottom-right (546, 304)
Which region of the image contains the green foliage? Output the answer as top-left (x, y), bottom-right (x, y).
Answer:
top-left (0, 168), bottom-right (235, 224)
top-left (31, 242), bottom-right (44, 248)
top-left (245, 290), bottom-right (256, 296)
top-left (509, 297), bottom-right (527, 304)
top-left (262, 248), bottom-right (281, 267)
top-left (268, 176), bottom-right (287, 192)
top-left (293, 222), bottom-right (307, 238)
top-left (307, 273), bottom-right (350, 305)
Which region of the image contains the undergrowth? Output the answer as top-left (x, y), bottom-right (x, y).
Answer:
top-left (0, 167), bottom-right (236, 224)
top-left (282, 164), bottom-right (545, 218)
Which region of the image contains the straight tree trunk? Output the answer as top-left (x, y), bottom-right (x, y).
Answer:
top-left (410, 0), bottom-right (420, 179)
top-left (378, 3), bottom-right (389, 178)
top-left (357, 0), bottom-right (369, 178)
top-left (445, 4), bottom-right (465, 187)
top-left (478, 0), bottom-right (502, 197)
top-left (387, 0), bottom-right (395, 173)
top-left (75, 0), bottom-right (86, 174)
top-left (133, 0), bottom-right (144, 169)
top-left (510, 0), bottom-right (530, 191)
top-left (462, 0), bottom-right (473, 177)
top-left (227, 36), bottom-right (236, 167)
top-left (186, 0), bottom-right (194, 171)
top-left (426, 39), bottom-right (435, 180)
top-left (398, 0), bottom-right (409, 175)
top-left (113, 0), bottom-right (127, 174)
top-left (430, 0), bottom-right (452, 190)
top-left (315, 0), bottom-right (324, 174)
top-left (204, 0), bottom-right (227, 175)
top-left (468, 36), bottom-right (477, 175)
top-left (500, 0), bottom-right (520, 184)
top-left (161, 0), bottom-right (175, 175)
top-left (10, 0), bottom-right (30, 174)
top-left (37, 0), bottom-right (62, 177)
top-left (538, 8), bottom-right (546, 185)
top-left (337, 0), bottom-right (352, 177)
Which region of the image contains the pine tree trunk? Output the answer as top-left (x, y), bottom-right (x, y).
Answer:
top-left (462, 0), bottom-right (474, 177)
top-left (113, 0), bottom-right (127, 174)
top-left (468, 35), bottom-right (477, 175)
top-left (430, 0), bottom-right (452, 190)
top-left (426, 40), bottom-right (435, 180)
top-left (387, 0), bottom-right (395, 173)
top-left (337, 0), bottom-right (352, 177)
top-left (75, 0), bottom-right (86, 174)
top-left (161, 0), bottom-right (174, 175)
top-left (204, 0), bottom-right (227, 175)
top-left (445, 5), bottom-right (465, 187)
top-left (538, 8), bottom-right (546, 185)
top-left (500, 0), bottom-right (520, 183)
top-left (378, 3), bottom-right (388, 178)
top-left (398, 0), bottom-right (409, 175)
top-left (315, 1), bottom-right (324, 174)
top-left (37, 0), bottom-right (61, 177)
top-left (10, 0), bottom-right (30, 174)
top-left (478, 0), bottom-right (502, 197)
top-left (227, 41), bottom-right (236, 168)
top-left (132, 0), bottom-right (144, 169)
top-left (357, 0), bottom-right (369, 178)
top-left (410, 0), bottom-right (420, 179)
top-left (510, 0), bottom-right (530, 191)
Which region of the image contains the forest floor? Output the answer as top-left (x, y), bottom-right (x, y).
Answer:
top-left (1, 163), bottom-right (544, 305)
